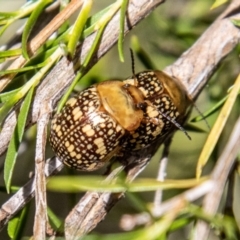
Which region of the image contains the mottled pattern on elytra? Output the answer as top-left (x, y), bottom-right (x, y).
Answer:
top-left (50, 86), bottom-right (125, 171)
top-left (135, 71), bottom-right (163, 98)
top-left (50, 70), bottom-right (184, 171)
top-left (121, 71), bottom-right (180, 151)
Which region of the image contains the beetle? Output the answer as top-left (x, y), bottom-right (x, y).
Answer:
top-left (49, 70), bottom-right (190, 171)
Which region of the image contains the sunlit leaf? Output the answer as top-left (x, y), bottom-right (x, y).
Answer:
top-left (0, 48), bottom-right (22, 59)
top-left (47, 207), bottom-right (63, 231)
top-left (118, 0), bottom-right (129, 62)
top-left (83, 4), bottom-right (113, 38)
top-left (7, 205), bottom-right (30, 240)
top-left (22, 0), bottom-right (52, 59)
top-left (210, 0), bottom-right (229, 10)
top-left (68, 0), bottom-right (92, 58)
top-left (0, 88), bottom-right (21, 103)
top-left (231, 19), bottom-right (240, 28)
top-left (47, 176), bottom-right (208, 193)
top-left (0, 22), bottom-right (12, 37)
top-left (196, 74), bottom-right (240, 179)
top-left (4, 86), bottom-right (35, 193)
top-left (0, 12), bottom-right (18, 18)
top-left (0, 61), bottom-right (47, 76)
top-left (191, 95), bottom-right (227, 122)
top-left (0, 0), bottom-right (40, 36)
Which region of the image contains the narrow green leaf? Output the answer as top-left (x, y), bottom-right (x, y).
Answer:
top-left (0, 1), bottom-right (36, 24)
top-left (0, 49), bottom-right (22, 59)
top-left (192, 89), bottom-right (239, 122)
top-left (192, 95), bottom-right (227, 122)
top-left (118, 0), bottom-right (129, 62)
top-left (45, 4), bottom-right (114, 52)
top-left (196, 74), bottom-right (240, 178)
top-left (0, 17), bottom-right (14, 26)
top-left (0, 12), bottom-right (18, 18)
top-left (231, 19), bottom-right (240, 28)
top-left (8, 218), bottom-right (18, 238)
top-left (0, 22), bottom-right (12, 37)
top-left (0, 61), bottom-right (48, 76)
top-left (4, 86), bottom-right (35, 193)
top-left (168, 217), bottom-right (193, 232)
top-left (0, 88), bottom-right (21, 104)
top-left (210, 0), bottom-right (229, 10)
top-left (0, 185), bottom-right (19, 193)
top-left (45, 28), bottom-right (70, 49)
top-left (22, 0), bottom-right (52, 60)
top-left (189, 205), bottom-right (238, 239)
top-left (0, 1), bottom-right (40, 36)
top-left (47, 176), bottom-right (208, 193)
top-left (7, 204), bottom-right (30, 240)
top-left (67, 0), bottom-right (92, 58)
top-left (27, 45), bottom-right (58, 64)
top-left (83, 4), bottom-right (113, 38)
top-left (47, 207), bottom-right (63, 231)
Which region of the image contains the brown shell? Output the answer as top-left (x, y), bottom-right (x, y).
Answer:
top-left (49, 86), bottom-right (125, 171)
top-left (49, 70), bottom-right (189, 171)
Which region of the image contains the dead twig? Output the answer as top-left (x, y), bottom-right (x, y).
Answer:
top-left (153, 139), bottom-right (172, 211)
top-left (33, 112), bottom-right (50, 240)
top-left (193, 116), bottom-right (240, 239)
top-left (0, 157), bottom-right (63, 231)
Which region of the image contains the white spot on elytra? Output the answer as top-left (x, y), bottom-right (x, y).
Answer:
top-left (66, 98), bottom-right (77, 106)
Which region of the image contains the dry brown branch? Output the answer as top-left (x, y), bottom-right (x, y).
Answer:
top-left (193, 116), bottom-right (240, 239)
top-left (153, 140), bottom-right (171, 211)
top-left (0, 0), bottom-right (240, 238)
top-left (33, 112), bottom-right (50, 240)
top-left (0, 157), bottom-right (63, 230)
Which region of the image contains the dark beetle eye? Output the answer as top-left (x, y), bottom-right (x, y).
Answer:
top-left (136, 102), bottom-right (147, 111)
top-left (49, 70), bottom-right (189, 171)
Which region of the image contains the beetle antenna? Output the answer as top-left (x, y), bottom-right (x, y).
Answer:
top-left (159, 111), bottom-right (191, 140)
top-left (192, 102), bottom-right (211, 130)
top-left (185, 92), bottom-right (210, 130)
top-left (130, 48), bottom-right (136, 77)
